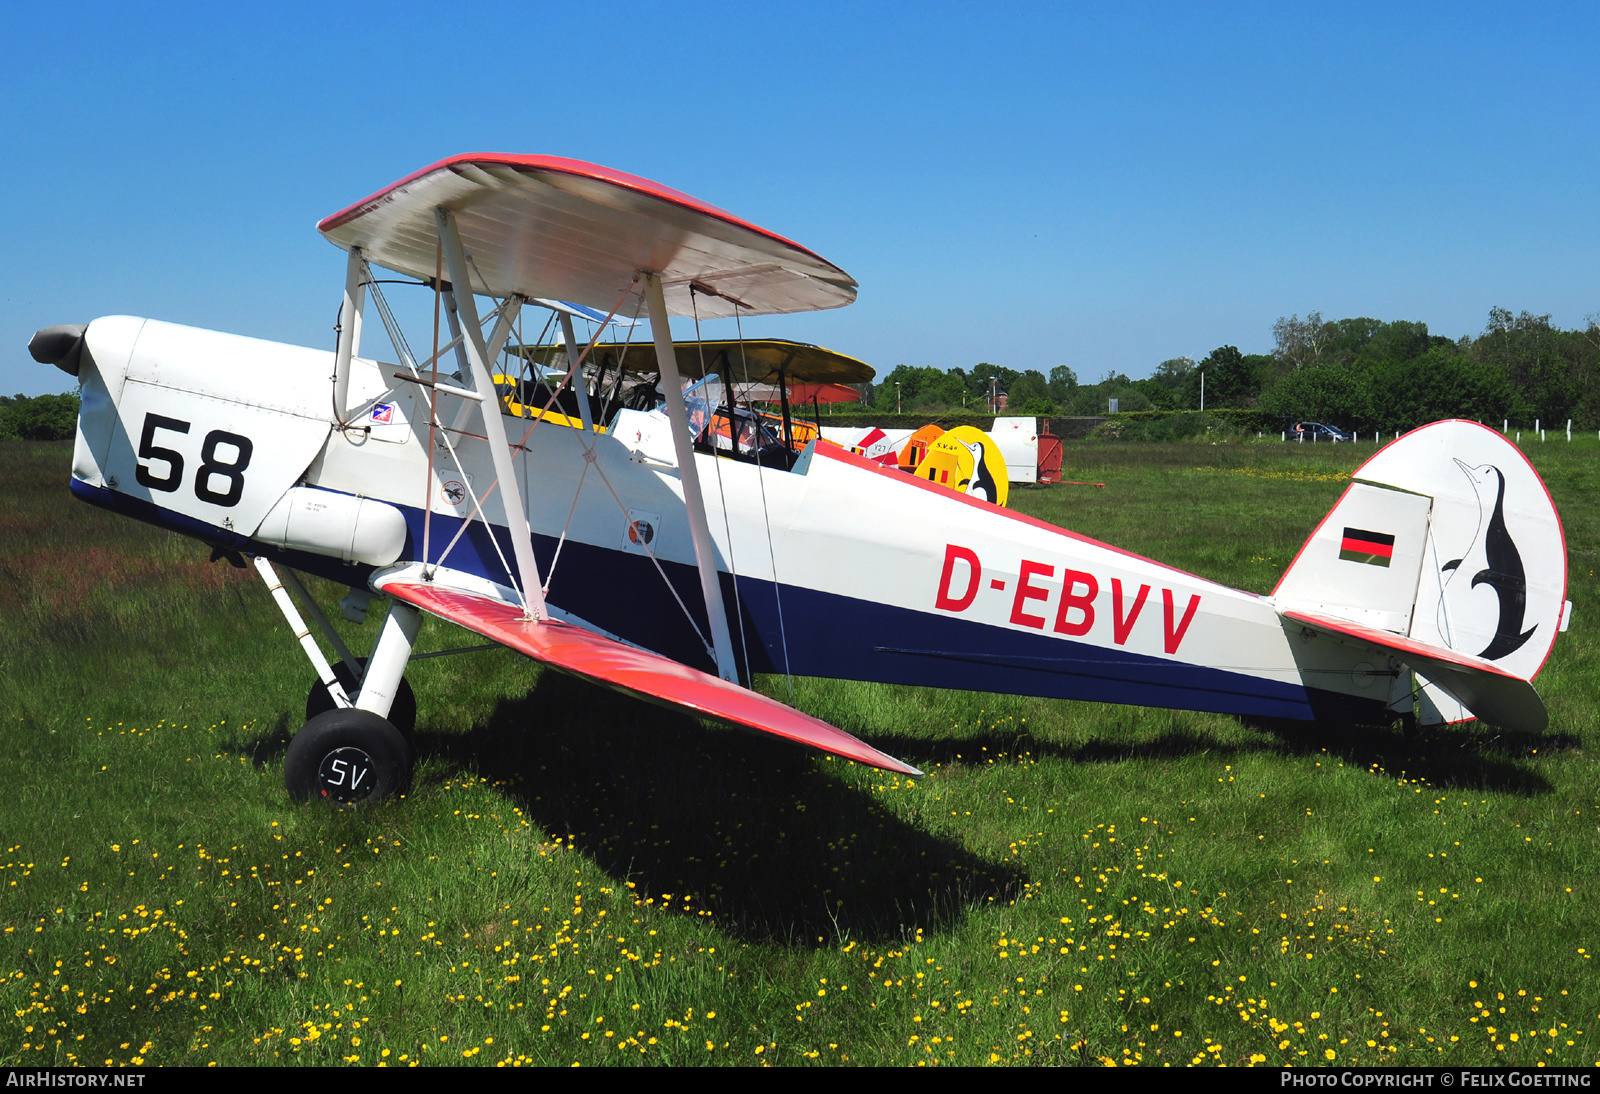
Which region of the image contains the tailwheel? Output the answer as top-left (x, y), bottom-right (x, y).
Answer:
top-left (306, 659), bottom-right (417, 738)
top-left (284, 708), bottom-right (411, 806)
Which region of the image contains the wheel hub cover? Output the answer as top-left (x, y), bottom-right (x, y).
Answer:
top-left (317, 746), bottom-right (378, 803)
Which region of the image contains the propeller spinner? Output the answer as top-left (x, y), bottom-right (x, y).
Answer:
top-left (28, 324), bottom-right (87, 376)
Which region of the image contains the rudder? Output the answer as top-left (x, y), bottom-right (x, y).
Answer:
top-left (1273, 421), bottom-right (1569, 725)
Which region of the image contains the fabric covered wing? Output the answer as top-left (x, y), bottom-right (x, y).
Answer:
top-left (1281, 608), bottom-right (1547, 732)
top-left (385, 582), bottom-right (920, 775)
top-left (318, 154), bottom-right (857, 319)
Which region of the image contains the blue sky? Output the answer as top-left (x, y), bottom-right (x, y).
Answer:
top-left (4, 2), bottom-right (1598, 396)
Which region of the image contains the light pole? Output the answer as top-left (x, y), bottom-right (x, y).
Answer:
top-left (1200, 371), bottom-right (1205, 412)
top-left (895, 382), bottom-right (901, 414)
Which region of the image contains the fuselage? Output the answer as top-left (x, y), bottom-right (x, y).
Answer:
top-left (67, 316), bottom-right (1394, 724)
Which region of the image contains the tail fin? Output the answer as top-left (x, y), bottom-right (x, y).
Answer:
top-left (1273, 421), bottom-right (1568, 726)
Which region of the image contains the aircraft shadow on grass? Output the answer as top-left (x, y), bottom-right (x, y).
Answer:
top-left (223, 681), bottom-right (1572, 943)
top-left (412, 672), bottom-right (1025, 948)
top-left (852, 714), bottom-right (1576, 798)
top-left (235, 712), bottom-right (295, 766)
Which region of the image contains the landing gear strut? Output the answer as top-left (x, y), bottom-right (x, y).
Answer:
top-left (253, 556), bottom-right (422, 804)
top-left (307, 660), bottom-right (417, 738)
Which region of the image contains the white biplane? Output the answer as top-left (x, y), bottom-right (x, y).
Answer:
top-left (29, 153), bottom-right (1571, 805)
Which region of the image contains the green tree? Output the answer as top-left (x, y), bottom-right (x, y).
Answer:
top-left (1151, 356), bottom-right (1194, 391)
top-left (0, 392), bottom-right (80, 441)
top-left (1368, 346), bottom-right (1516, 433)
top-left (1075, 372), bottom-right (1150, 414)
top-left (1469, 308), bottom-right (1588, 425)
top-left (871, 365), bottom-right (950, 411)
top-left (1007, 369), bottom-right (1050, 410)
top-left (1187, 346), bottom-right (1260, 408)
top-left (1271, 311), bottom-right (1339, 371)
top-left (1048, 365), bottom-right (1079, 404)
top-left (1350, 319), bottom-right (1436, 366)
top-left (1131, 377), bottom-right (1178, 410)
top-left (969, 362), bottom-right (1020, 406)
top-left (1258, 363), bottom-right (1372, 426)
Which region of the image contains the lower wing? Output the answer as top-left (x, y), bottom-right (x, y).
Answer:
top-left (382, 579), bottom-right (921, 775)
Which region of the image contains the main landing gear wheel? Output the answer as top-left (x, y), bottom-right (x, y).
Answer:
top-left (284, 708), bottom-right (411, 806)
top-left (306, 660), bottom-right (416, 738)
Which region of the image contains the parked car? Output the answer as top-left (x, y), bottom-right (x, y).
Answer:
top-left (1290, 420), bottom-right (1352, 442)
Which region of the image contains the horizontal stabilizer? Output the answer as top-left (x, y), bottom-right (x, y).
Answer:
top-left (384, 582), bottom-right (921, 775)
top-left (1281, 608), bottom-right (1547, 732)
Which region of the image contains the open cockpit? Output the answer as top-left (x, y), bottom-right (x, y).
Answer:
top-left (487, 333), bottom-right (873, 473)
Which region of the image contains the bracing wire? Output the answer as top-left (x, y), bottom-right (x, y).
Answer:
top-left (362, 266), bottom-right (419, 371)
top-left (540, 456), bottom-right (591, 596)
top-left (426, 285), bottom-right (714, 658)
top-left (413, 289), bottom-right (533, 602)
top-left (506, 282), bottom-right (636, 452)
top-left (597, 294), bottom-right (647, 423)
top-left (423, 242), bottom-right (443, 571)
top-left (530, 291), bottom-right (716, 663)
top-left (691, 287), bottom-right (754, 683)
top-left (736, 303), bottom-right (795, 699)
top-left (371, 273), bottom-right (717, 660)
top-left (576, 447), bottom-right (716, 663)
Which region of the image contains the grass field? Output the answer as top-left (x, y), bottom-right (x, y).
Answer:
top-left (1, 435), bottom-right (1596, 1067)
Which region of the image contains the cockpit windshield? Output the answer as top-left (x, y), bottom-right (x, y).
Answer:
top-left (652, 374), bottom-right (796, 468)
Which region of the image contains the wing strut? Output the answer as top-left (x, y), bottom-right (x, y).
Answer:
top-left (557, 313), bottom-right (596, 432)
top-left (332, 246), bottom-right (367, 424)
top-left (436, 207), bottom-right (547, 620)
top-left (642, 272), bottom-right (738, 683)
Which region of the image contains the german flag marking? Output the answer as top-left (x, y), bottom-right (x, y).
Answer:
top-left (1340, 527), bottom-right (1395, 567)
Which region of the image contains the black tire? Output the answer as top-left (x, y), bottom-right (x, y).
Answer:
top-left (284, 708), bottom-right (411, 805)
top-left (307, 659), bottom-right (416, 738)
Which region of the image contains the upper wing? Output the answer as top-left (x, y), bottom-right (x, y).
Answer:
top-left (512, 338), bottom-right (876, 386)
top-left (318, 154), bottom-right (857, 319)
top-left (1281, 608), bottom-right (1547, 732)
top-left (383, 580), bottom-right (920, 776)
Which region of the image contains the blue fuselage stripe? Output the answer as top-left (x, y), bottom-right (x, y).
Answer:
top-left (73, 477), bottom-right (1382, 723)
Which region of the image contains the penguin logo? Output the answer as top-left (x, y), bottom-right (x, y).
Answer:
top-left (959, 438), bottom-right (1001, 503)
top-left (917, 426), bottom-right (1009, 506)
top-left (1440, 460), bottom-right (1536, 661)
